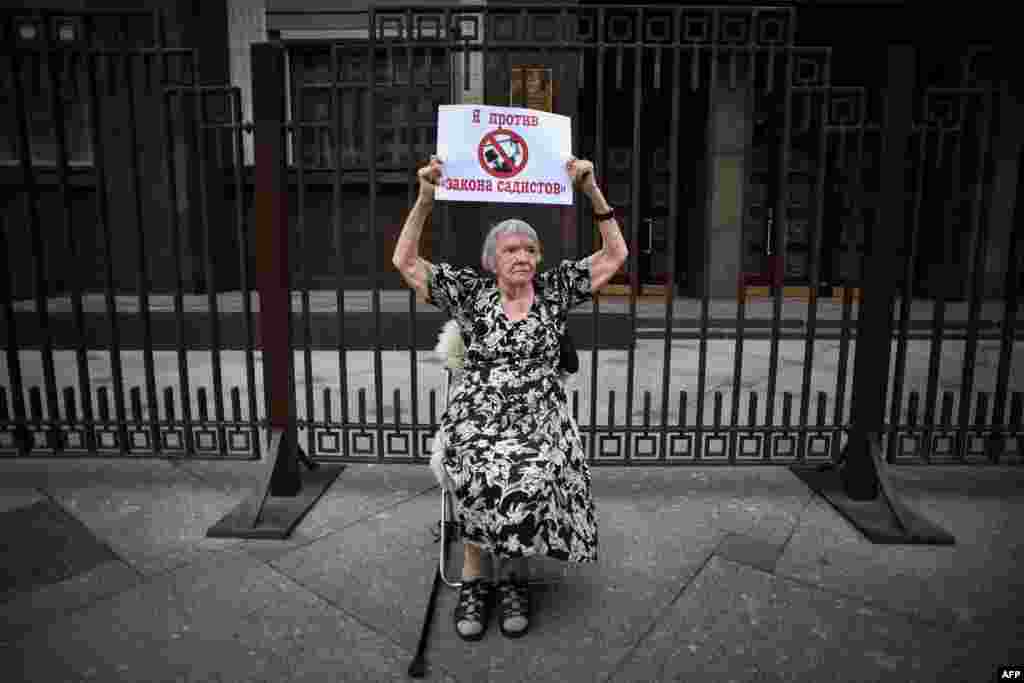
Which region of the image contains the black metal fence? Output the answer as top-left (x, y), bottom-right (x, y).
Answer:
top-left (0, 6), bottom-right (1020, 466)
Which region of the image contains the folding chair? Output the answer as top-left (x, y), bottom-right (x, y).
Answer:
top-left (429, 363), bottom-right (466, 589)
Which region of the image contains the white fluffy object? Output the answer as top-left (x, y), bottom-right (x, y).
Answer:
top-left (434, 319), bottom-right (466, 371)
top-left (430, 320), bottom-right (463, 491)
top-left (429, 421), bottom-right (454, 492)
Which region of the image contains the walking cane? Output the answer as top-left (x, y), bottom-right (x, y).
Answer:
top-left (408, 488), bottom-right (458, 678)
top-left (408, 533), bottom-right (443, 677)
top-left (409, 359), bottom-right (460, 678)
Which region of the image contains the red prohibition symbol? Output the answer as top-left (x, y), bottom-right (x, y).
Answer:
top-left (477, 128), bottom-right (529, 179)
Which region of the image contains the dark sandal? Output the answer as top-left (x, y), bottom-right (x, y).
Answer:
top-left (453, 578), bottom-right (492, 641)
top-left (496, 577), bottom-right (531, 638)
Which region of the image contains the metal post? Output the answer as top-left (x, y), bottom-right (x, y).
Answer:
top-left (207, 40), bottom-right (342, 540)
top-left (840, 45), bottom-right (915, 500)
top-left (252, 41), bottom-right (300, 494)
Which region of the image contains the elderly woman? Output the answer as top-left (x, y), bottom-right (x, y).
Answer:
top-left (391, 154), bottom-right (627, 640)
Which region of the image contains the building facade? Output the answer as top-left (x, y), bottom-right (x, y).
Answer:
top-left (2, 1), bottom-right (1018, 300)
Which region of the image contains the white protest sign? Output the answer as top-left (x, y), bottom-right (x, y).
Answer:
top-left (434, 105), bottom-right (573, 205)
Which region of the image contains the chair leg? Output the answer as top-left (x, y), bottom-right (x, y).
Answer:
top-left (440, 488), bottom-right (462, 588)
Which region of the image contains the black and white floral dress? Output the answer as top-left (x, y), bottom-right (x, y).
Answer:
top-left (427, 257), bottom-right (598, 563)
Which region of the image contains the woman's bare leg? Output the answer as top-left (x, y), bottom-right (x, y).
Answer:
top-left (461, 542), bottom-right (490, 580)
top-left (457, 542), bottom-right (491, 638)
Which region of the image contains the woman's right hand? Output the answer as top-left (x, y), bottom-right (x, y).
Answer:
top-left (418, 155), bottom-right (444, 200)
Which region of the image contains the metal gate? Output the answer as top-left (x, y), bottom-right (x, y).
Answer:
top-left (0, 6), bottom-right (1020, 466)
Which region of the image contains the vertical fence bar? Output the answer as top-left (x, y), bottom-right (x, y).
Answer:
top-left (482, 7), bottom-right (492, 105)
top-left (294, 80), bottom-right (316, 462)
top-left (63, 387), bottom-right (77, 448)
top-left (0, 213), bottom-right (29, 454)
top-left (906, 391), bottom-right (920, 445)
top-left (161, 21), bottom-right (195, 456)
top-left (765, 31), bottom-right (792, 442)
top-left (46, 27), bottom-right (95, 452)
top-left (624, 8), bottom-right (643, 462)
top-left (11, 39), bottom-right (61, 452)
top-left (696, 10), bottom-right (720, 459)
top-left (124, 51), bottom-right (160, 453)
top-left (1011, 394), bottom-right (1023, 460)
top-left (433, 36), bottom-right (446, 263)
top-left (588, 7), bottom-right (605, 461)
top-left (369, 8), bottom-right (385, 461)
top-left (557, 3), bottom-right (578, 263)
top-left (193, 64), bottom-right (227, 456)
top-left (729, 36), bottom-right (751, 464)
top-left (797, 81), bottom-right (829, 462)
top-left (322, 387), bottom-right (332, 431)
top-left (956, 88), bottom-right (994, 461)
top-left (331, 44), bottom-right (350, 457)
top-left (832, 287), bottom-right (855, 457)
top-left (974, 392), bottom-right (990, 454)
top-left (990, 113), bottom-right (1023, 461)
top-left (85, 38), bottom-right (129, 454)
top-left (231, 89), bottom-right (260, 458)
top-left (923, 123), bottom-right (959, 461)
top-left (574, 14), bottom-right (586, 261)
top-left (405, 25), bottom-right (420, 461)
top-left (30, 388), bottom-right (44, 448)
top-left (659, 10), bottom-right (682, 461)
top-left (889, 123), bottom-right (929, 461)
top-left (678, 391), bottom-right (687, 455)
top-left (564, 10), bottom-right (578, 244)
top-left (831, 123), bottom-right (865, 459)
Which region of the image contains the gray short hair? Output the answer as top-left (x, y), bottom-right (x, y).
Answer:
top-left (481, 218), bottom-right (542, 273)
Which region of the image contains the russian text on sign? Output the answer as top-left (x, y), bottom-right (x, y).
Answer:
top-left (435, 105), bottom-right (573, 206)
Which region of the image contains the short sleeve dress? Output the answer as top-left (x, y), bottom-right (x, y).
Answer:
top-left (426, 258), bottom-right (598, 563)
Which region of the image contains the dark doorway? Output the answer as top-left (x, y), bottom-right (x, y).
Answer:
top-left (578, 44), bottom-right (710, 295)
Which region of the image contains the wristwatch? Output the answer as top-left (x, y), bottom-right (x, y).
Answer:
top-left (594, 207), bottom-right (615, 222)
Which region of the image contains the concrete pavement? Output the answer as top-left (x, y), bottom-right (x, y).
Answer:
top-left (1, 457), bottom-right (1022, 682)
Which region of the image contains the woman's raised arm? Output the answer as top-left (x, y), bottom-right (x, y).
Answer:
top-left (567, 158), bottom-right (628, 292)
top-left (392, 156), bottom-right (443, 302)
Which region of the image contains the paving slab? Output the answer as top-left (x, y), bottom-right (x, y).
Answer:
top-left (14, 545), bottom-right (452, 683)
top-left (746, 508), bottom-right (801, 545)
top-left (777, 467), bottom-right (1024, 646)
top-left (236, 577), bottom-right (458, 682)
top-left (2, 548), bottom-right (293, 682)
top-left (0, 459), bottom-right (187, 493)
top-left (0, 497), bottom-right (120, 601)
top-left (42, 465), bottom-right (245, 577)
top-left (611, 555), bottom-right (1002, 683)
top-left (0, 558), bottom-right (141, 646)
top-left (269, 516), bottom-right (439, 650)
top-left (203, 464), bottom-right (442, 563)
top-left (0, 489), bottom-right (44, 514)
top-left (715, 532), bottom-right (787, 574)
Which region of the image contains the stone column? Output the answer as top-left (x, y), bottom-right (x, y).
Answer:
top-left (703, 66), bottom-right (752, 298)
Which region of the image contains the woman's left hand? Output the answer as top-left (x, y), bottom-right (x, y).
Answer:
top-left (567, 157), bottom-right (597, 197)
